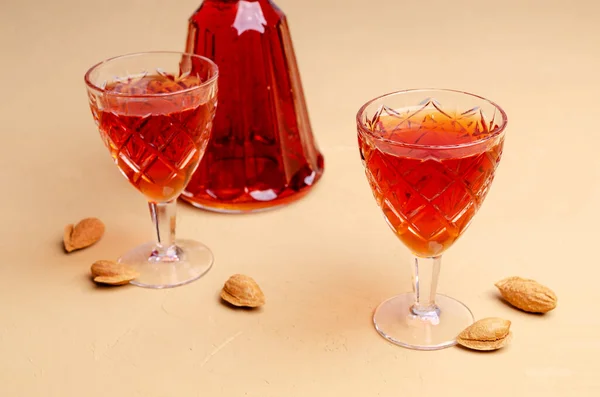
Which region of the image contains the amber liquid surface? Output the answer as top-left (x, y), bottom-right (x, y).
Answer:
top-left (184, 0), bottom-right (324, 212)
top-left (90, 73), bottom-right (216, 202)
top-left (359, 110), bottom-right (504, 257)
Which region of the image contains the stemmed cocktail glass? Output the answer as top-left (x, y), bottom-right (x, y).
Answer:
top-left (84, 51), bottom-right (219, 289)
top-left (356, 89), bottom-right (507, 350)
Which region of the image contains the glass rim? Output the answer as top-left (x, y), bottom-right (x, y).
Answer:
top-left (356, 88), bottom-right (508, 150)
top-left (84, 50), bottom-right (219, 98)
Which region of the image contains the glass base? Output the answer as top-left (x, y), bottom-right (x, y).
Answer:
top-left (117, 239), bottom-right (213, 289)
top-left (181, 198), bottom-right (287, 214)
top-left (373, 293), bottom-right (474, 350)
top-left (179, 184), bottom-right (319, 214)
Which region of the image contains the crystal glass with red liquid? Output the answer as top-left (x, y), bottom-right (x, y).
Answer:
top-left (85, 52), bottom-right (218, 288)
top-left (357, 89), bottom-right (508, 350)
top-left (183, 0), bottom-right (324, 213)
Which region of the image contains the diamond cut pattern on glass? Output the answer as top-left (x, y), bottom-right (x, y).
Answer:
top-left (99, 113), bottom-right (201, 195)
top-left (120, 135), bottom-right (152, 171)
top-left (402, 161), bottom-right (453, 201)
top-left (366, 153), bottom-right (500, 250)
top-left (360, 97), bottom-right (504, 256)
top-left (163, 132), bottom-right (197, 168)
top-left (366, 99), bottom-right (501, 143)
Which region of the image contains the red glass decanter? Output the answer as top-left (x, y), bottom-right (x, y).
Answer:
top-left (182, 0), bottom-right (325, 213)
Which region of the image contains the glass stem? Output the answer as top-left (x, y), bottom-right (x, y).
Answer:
top-left (149, 200), bottom-right (179, 262)
top-left (410, 255), bottom-right (441, 320)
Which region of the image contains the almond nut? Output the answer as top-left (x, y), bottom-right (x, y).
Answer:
top-left (457, 317), bottom-right (512, 351)
top-left (91, 260), bottom-right (139, 286)
top-left (64, 217), bottom-right (105, 252)
top-left (495, 276), bottom-right (557, 313)
top-left (221, 274), bottom-right (265, 308)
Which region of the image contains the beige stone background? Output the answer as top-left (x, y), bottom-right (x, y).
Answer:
top-left (1, 0), bottom-right (599, 395)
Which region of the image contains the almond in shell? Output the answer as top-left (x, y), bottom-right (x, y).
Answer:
top-left (221, 274), bottom-right (265, 308)
top-left (495, 276), bottom-right (557, 313)
top-left (91, 260), bottom-right (139, 286)
top-left (64, 217), bottom-right (105, 252)
top-left (457, 317), bottom-right (512, 351)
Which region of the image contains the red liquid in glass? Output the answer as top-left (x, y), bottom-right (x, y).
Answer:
top-left (183, 0), bottom-right (324, 212)
top-left (358, 110), bottom-right (504, 257)
top-left (90, 74), bottom-right (216, 203)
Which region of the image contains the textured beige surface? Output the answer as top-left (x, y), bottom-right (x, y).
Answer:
top-left (1, 0), bottom-right (599, 395)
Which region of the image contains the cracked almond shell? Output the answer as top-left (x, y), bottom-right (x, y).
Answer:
top-left (457, 317), bottom-right (512, 351)
top-left (221, 274), bottom-right (265, 308)
top-left (91, 260), bottom-right (138, 286)
top-left (64, 217), bottom-right (105, 252)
